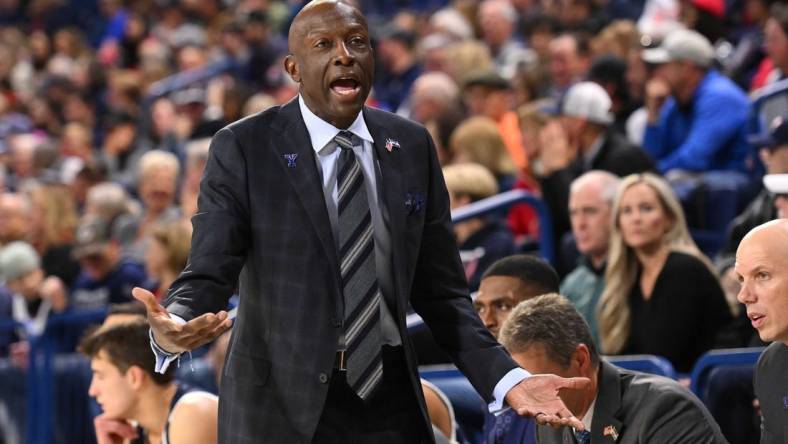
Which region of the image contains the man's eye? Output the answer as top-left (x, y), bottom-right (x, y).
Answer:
top-left (350, 36), bottom-right (366, 46)
top-left (756, 272), bottom-right (769, 281)
top-left (495, 302), bottom-right (512, 312)
top-left (315, 40), bottom-right (328, 48)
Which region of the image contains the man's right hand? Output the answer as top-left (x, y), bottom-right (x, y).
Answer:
top-left (94, 415), bottom-right (138, 444)
top-left (132, 287), bottom-right (233, 354)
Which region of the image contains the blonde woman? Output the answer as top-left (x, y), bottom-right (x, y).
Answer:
top-left (598, 173), bottom-right (731, 372)
top-left (449, 116), bottom-right (518, 190)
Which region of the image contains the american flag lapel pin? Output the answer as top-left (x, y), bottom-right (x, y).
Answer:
top-left (603, 425), bottom-right (619, 440)
top-left (385, 138), bottom-right (400, 152)
top-left (284, 153), bottom-right (298, 168)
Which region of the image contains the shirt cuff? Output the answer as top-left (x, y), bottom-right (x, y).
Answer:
top-left (149, 314), bottom-right (187, 374)
top-left (488, 367), bottom-right (531, 414)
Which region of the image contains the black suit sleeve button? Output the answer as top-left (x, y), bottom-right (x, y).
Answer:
top-left (319, 372), bottom-right (329, 384)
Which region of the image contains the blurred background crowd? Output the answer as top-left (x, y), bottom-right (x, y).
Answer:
top-left (0, 0), bottom-right (787, 442)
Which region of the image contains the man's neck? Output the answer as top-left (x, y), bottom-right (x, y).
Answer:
top-left (576, 365), bottom-right (600, 422)
top-left (132, 383), bottom-right (178, 439)
top-left (588, 252), bottom-right (606, 270)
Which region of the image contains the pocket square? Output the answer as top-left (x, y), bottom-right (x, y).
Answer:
top-left (404, 192), bottom-right (425, 215)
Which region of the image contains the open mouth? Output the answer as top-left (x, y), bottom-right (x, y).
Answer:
top-left (330, 77), bottom-right (361, 98)
top-left (749, 313), bottom-right (766, 329)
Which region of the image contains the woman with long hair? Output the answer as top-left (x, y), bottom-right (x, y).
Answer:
top-left (598, 173), bottom-right (731, 372)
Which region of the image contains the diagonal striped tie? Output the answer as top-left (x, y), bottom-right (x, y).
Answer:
top-left (574, 430), bottom-right (591, 444)
top-left (334, 130), bottom-right (383, 400)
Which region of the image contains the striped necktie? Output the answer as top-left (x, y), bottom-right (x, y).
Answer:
top-left (575, 429), bottom-right (591, 444)
top-left (334, 130), bottom-right (383, 400)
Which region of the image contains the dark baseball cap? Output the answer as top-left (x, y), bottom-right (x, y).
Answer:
top-left (463, 71), bottom-right (511, 91)
top-left (73, 219), bottom-right (113, 258)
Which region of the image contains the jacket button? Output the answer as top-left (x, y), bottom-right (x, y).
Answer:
top-left (319, 372), bottom-right (329, 384)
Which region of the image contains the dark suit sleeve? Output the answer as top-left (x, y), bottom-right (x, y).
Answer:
top-left (164, 127), bottom-right (251, 320)
top-left (409, 128), bottom-right (518, 402)
top-left (641, 390), bottom-right (727, 444)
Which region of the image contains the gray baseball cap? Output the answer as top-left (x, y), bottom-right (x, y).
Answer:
top-left (642, 29), bottom-right (715, 67)
top-left (0, 241), bottom-right (40, 283)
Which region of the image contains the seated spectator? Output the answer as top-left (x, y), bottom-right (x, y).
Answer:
top-left (547, 34), bottom-right (589, 99)
top-left (561, 171), bottom-right (621, 345)
top-left (474, 254), bottom-right (560, 339)
top-left (598, 173), bottom-right (732, 372)
top-left (449, 116), bottom-right (518, 191)
top-left (80, 319), bottom-right (218, 444)
top-left (478, 0), bottom-right (536, 81)
top-left (443, 163), bottom-right (515, 292)
top-left (144, 222), bottom-right (191, 301)
top-left (407, 72), bottom-right (460, 125)
top-left (499, 293), bottom-right (728, 443)
top-left (758, 3), bottom-right (788, 87)
top-left (475, 254), bottom-right (561, 444)
top-left (764, 173), bottom-right (788, 218)
top-left (535, 82), bottom-right (653, 267)
top-left (373, 25), bottom-right (421, 113)
top-left (642, 29), bottom-right (750, 174)
top-left (735, 220), bottom-right (788, 443)
top-left (98, 111), bottom-right (144, 188)
top-left (115, 150), bottom-right (182, 263)
top-left (722, 115), bottom-right (788, 258)
top-left (0, 241), bottom-right (68, 360)
top-left (179, 139), bottom-right (210, 220)
top-left (0, 192), bottom-right (32, 247)
top-left (25, 182), bottom-right (81, 287)
top-left (83, 181), bottom-right (138, 223)
top-left (461, 72), bottom-right (528, 173)
top-left (71, 218), bottom-right (147, 310)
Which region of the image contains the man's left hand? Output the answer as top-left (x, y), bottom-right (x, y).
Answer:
top-left (505, 374), bottom-right (591, 429)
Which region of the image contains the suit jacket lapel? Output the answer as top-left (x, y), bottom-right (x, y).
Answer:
top-left (270, 99), bottom-right (341, 295)
top-left (364, 108), bottom-right (406, 315)
top-left (592, 362), bottom-right (624, 443)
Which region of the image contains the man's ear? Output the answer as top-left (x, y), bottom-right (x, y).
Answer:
top-left (126, 365), bottom-right (146, 391)
top-left (573, 343), bottom-right (592, 375)
top-left (284, 55), bottom-right (301, 83)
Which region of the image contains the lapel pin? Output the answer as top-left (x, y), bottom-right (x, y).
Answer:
top-left (284, 153), bottom-right (298, 168)
top-left (603, 425), bottom-right (619, 441)
top-left (385, 138), bottom-right (400, 152)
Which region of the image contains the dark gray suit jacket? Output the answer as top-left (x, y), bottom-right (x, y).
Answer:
top-left (536, 362), bottom-right (728, 444)
top-left (163, 99), bottom-right (519, 443)
top-left (755, 342), bottom-right (788, 444)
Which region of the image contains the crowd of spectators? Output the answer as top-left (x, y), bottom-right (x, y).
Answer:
top-left (0, 0), bottom-right (787, 441)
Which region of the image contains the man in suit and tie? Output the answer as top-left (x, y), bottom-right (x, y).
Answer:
top-left (132, 1), bottom-right (589, 443)
top-left (735, 219), bottom-right (788, 443)
top-left (499, 293), bottom-right (727, 444)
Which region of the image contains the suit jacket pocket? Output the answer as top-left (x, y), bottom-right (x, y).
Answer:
top-left (223, 350), bottom-right (271, 387)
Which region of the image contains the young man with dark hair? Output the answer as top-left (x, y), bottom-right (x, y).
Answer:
top-left (80, 319), bottom-right (217, 444)
top-left (499, 294), bottom-right (728, 444)
top-left (474, 254), bottom-right (560, 339)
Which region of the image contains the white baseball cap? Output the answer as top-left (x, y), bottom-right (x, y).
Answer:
top-left (642, 29), bottom-right (715, 67)
top-left (764, 174), bottom-right (788, 195)
top-left (559, 81), bottom-right (614, 125)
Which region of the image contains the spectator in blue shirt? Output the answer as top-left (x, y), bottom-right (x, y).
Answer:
top-left (642, 29), bottom-right (751, 174)
top-left (71, 218), bottom-right (147, 311)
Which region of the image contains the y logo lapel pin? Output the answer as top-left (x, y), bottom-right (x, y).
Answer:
top-left (385, 138), bottom-right (400, 152)
top-left (284, 153), bottom-right (298, 168)
top-left (603, 425), bottom-right (619, 441)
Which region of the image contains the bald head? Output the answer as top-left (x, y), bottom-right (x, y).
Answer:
top-left (284, 0), bottom-right (373, 129)
top-left (735, 219), bottom-right (788, 344)
top-left (740, 219), bottom-right (788, 255)
top-left (288, 1), bottom-right (366, 53)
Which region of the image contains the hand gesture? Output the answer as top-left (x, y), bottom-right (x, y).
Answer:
top-left (39, 276), bottom-right (68, 312)
top-left (645, 79), bottom-right (670, 123)
top-left (505, 374), bottom-right (591, 429)
top-left (537, 120), bottom-right (575, 176)
top-left (94, 414), bottom-right (138, 444)
top-left (132, 287), bottom-right (233, 354)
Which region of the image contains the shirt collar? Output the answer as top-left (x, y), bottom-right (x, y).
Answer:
top-left (583, 133), bottom-right (606, 169)
top-left (573, 396), bottom-right (596, 435)
top-left (298, 95), bottom-right (374, 154)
